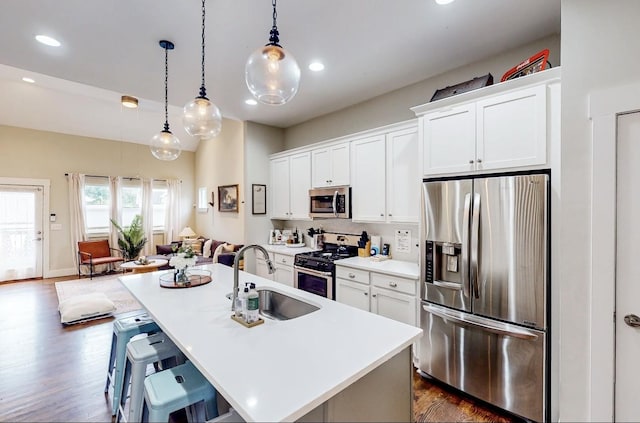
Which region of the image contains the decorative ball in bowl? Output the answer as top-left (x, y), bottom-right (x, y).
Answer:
top-left (135, 256), bottom-right (150, 265)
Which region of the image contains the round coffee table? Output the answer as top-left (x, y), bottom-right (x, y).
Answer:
top-left (121, 259), bottom-right (168, 274)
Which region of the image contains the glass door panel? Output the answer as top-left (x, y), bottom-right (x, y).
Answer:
top-left (0, 185), bottom-right (43, 281)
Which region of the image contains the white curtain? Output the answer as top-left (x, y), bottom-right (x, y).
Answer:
top-left (165, 179), bottom-right (181, 244)
top-left (67, 173), bottom-right (87, 268)
top-left (109, 176), bottom-right (122, 252)
top-left (141, 178), bottom-right (154, 255)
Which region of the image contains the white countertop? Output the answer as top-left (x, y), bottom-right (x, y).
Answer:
top-left (262, 243), bottom-right (317, 256)
top-left (119, 264), bottom-right (421, 422)
top-left (334, 257), bottom-right (420, 279)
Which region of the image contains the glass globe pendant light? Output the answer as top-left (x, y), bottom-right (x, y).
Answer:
top-left (150, 40), bottom-right (182, 161)
top-left (182, 0), bottom-right (222, 139)
top-left (245, 0), bottom-right (300, 105)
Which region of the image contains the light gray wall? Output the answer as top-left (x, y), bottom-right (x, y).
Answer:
top-left (284, 34), bottom-right (560, 150)
top-left (242, 122), bottom-right (285, 272)
top-left (559, 1), bottom-right (640, 420)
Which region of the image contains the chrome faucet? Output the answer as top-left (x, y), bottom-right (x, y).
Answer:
top-left (232, 244), bottom-right (275, 311)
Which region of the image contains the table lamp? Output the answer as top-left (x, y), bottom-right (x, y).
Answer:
top-left (179, 226), bottom-right (197, 240)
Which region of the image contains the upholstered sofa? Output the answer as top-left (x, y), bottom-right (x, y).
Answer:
top-left (147, 238), bottom-right (243, 270)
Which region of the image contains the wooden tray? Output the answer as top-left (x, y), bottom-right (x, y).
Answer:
top-left (159, 272), bottom-right (212, 289)
top-left (230, 315), bottom-right (264, 328)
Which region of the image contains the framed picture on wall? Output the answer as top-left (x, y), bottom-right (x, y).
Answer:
top-left (218, 184), bottom-right (239, 212)
top-left (252, 184), bottom-right (266, 215)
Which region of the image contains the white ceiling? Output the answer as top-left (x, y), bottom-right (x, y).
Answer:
top-left (0, 0), bottom-right (560, 151)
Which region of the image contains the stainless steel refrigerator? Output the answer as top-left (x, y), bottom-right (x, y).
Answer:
top-left (419, 171), bottom-right (550, 422)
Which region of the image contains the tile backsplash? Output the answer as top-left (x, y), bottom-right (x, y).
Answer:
top-left (272, 218), bottom-right (420, 263)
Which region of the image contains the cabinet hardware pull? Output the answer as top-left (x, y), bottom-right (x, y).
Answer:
top-left (380, 213), bottom-right (384, 217)
top-left (388, 213), bottom-right (392, 216)
top-left (469, 160), bottom-right (474, 164)
top-left (364, 292), bottom-right (368, 296)
top-left (372, 294), bottom-right (377, 298)
top-left (389, 282), bottom-right (397, 287)
top-left (281, 259), bottom-right (286, 263)
top-left (477, 158), bottom-right (483, 163)
top-left (348, 273), bottom-right (355, 278)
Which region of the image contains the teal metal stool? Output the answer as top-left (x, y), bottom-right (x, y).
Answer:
top-left (117, 331), bottom-right (185, 423)
top-left (105, 312), bottom-right (160, 416)
top-left (141, 361), bottom-right (219, 423)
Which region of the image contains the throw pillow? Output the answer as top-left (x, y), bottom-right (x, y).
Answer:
top-left (202, 239), bottom-right (212, 258)
top-left (212, 243), bottom-right (226, 263)
top-left (58, 292), bottom-right (116, 325)
top-left (183, 239), bottom-right (203, 255)
top-left (156, 244), bottom-right (174, 255)
top-left (222, 243), bottom-right (235, 253)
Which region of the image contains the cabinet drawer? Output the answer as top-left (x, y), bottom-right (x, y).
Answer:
top-left (274, 253), bottom-right (294, 267)
top-left (371, 272), bottom-right (416, 295)
top-left (336, 266), bottom-right (369, 284)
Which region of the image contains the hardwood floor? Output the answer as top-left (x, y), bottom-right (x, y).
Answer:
top-left (0, 277), bottom-right (520, 422)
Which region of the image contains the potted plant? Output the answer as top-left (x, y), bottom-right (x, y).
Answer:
top-left (110, 214), bottom-right (147, 261)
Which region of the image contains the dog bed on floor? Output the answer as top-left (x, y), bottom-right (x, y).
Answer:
top-left (58, 292), bottom-right (116, 324)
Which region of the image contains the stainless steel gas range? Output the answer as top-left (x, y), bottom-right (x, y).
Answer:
top-left (293, 233), bottom-right (359, 300)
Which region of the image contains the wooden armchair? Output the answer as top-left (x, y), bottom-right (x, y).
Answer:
top-left (77, 240), bottom-right (124, 279)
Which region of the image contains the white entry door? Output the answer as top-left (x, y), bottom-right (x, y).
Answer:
top-left (615, 112), bottom-right (640, 421)
top-left (0, 185), bottom-right (44, 281)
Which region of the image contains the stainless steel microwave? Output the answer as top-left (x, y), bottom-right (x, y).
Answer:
top-left (309, 186), bottom-right (351, 219)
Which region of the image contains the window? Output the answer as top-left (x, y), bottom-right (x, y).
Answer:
top-left (84, 178), bottom-right (110, 234)
top-left (197, 187), bottom-right (207, 212)
top-left (83, 177), bottom-right (168, 234)
top-left (152, 185), bottom-right (168, 231)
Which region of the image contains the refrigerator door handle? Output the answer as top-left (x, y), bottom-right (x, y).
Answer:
top-left (422, 303), bottom-right (539, 341)
top-left (461, 193), bottom-right (471, 299)
top-left (470, 192), bottom-right (481, 299)
top-left (433, 280), bottom-right (463, 290)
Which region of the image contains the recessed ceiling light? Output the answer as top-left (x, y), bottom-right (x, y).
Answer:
top-left (435, 0), bottom-right (455, 4)
top-left (35, 34), bottom-right (61, 47)
top-left (309, 62), bottom-right (325, 72)
top-left (22, 77), bottom-right (35, 83)
top-left (121, 95), bottom-right (139, 109)
top-left (245, 99), bottom-right (258, 106)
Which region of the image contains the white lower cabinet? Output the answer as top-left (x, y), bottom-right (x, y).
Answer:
top-left (256, 252), bottom-right (294, 287)
top-left (335, 265), bottom-right (417, 327)
top-left (336, 278), bottom-right (370, 312)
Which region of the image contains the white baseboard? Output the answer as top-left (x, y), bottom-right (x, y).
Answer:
top-left (45, 268), bottom-right (77, 278)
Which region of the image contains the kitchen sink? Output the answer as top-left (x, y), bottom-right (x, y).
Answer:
top-left (257, 288), bottom-right (320, 320)
top-left (226, 288), bottom-right (320, 320)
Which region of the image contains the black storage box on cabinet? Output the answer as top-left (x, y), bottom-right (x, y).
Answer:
top-left (430, 73), bottom-right (494, 102)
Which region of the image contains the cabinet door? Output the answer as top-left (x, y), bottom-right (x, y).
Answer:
top-left (311, 148), bottom-right (332, 188)
top-left (351, 135), bottom-right (386, 222)
top-left (422, 104), bottom-right (476, 175)
top-left (370, 286), bottom-right (417, 326)
top-left (336, 278), bottom-right (370, 311)
top-left (274, 263), bottom-right (294, 287)
top-left (476, 85), bottom-right (547, 170)
top-left (270, 157), bottom-right (290, 219)
top-left (288, 152), bottom-right (311, 220)
top-left (329, 143), bottom-right (350, 186)
top-left (255, 257), bottom-right (275, 280)
top-left (386, 126), bottom-right (419, 223)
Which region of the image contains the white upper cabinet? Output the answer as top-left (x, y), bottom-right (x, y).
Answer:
top-left (311, 142), bottom-right (350, 188)
top-left (415, 68), bottom-right (560, 177)
top-left (351, 124), bottom-right (419, 223)
top-left (269, 152), bottom-right (311, 220)
top-left (422, 104), bottom-right (476, 175)
top-left (476, 85), bottom-right (546, 171)
top-left (351, 134), bottom-right (387, 222)
top-left (386, 126), bottom-right (419, 223)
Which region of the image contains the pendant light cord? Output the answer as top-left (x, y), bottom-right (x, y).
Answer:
top-left (268, 0), bottom-right (281, 47)
top-left (163, 43), bottom-right (170, 132)
top-left (199, 0), bottom-right (208, 99)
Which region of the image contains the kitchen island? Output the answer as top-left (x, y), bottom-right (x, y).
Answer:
top-left (119, 263), bottom-right (422, 422)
